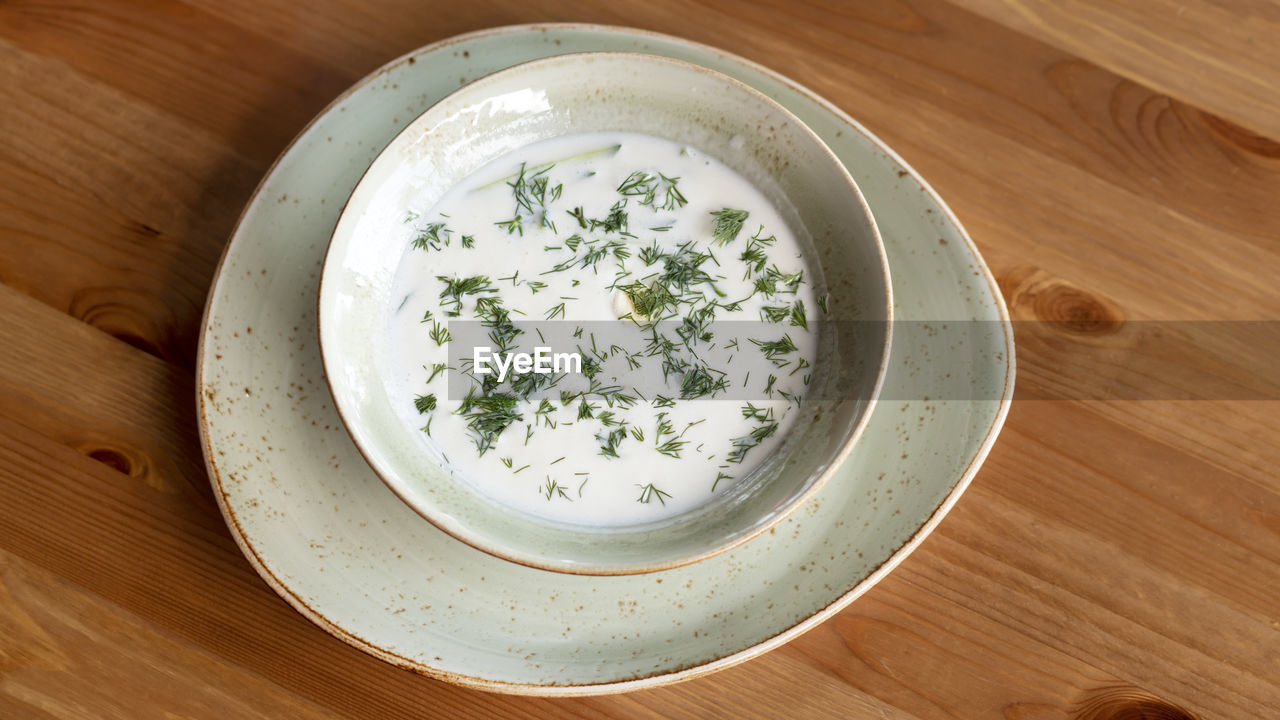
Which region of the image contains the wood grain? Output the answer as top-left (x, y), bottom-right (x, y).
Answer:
top-left (0, 285), bottom-right (209, 505)
top-left (0, 37), bottom-right (257, 369)
top-left (0, 0), bottom-right (1276, 717)
top-left (945, 0), bottom-right (1280, 141)
top-left (0, 550), bottom-right (345, 720)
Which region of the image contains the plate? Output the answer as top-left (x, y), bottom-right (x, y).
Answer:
top-left (197, 23), bottom-right (1014, 694)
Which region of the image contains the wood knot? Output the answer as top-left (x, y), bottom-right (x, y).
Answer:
top-left (68, 286), bottom-right (175, 360)
top-left (76, 440), bottom-right (149, 480)
top-left (999, 266), bottom-right (1124, 336)
top-left (86, 447), bottom-right (136, 476)
top-left (1035, 284), bottom-right (1123, 336)
top-left (1201, 112), bottom-right (1280, 158)
top-left (1073, 687), bottom-right (1201, 720)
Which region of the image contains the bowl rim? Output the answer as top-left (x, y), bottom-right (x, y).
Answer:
top-left (315, 49), bottom-right (894, 575)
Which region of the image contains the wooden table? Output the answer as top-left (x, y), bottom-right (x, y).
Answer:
top-left (2, 2), bottom-right (1277, 718)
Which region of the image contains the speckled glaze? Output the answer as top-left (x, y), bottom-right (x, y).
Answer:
top-left (319, 52), bottom-right (892, 575)
top-left (197, 24), bottom-right (1014, 694)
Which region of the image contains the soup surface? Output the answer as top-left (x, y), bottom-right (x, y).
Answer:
top-left (387, 131), bottom-right (823, 526)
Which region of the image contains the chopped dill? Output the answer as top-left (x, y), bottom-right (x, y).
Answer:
top-left (426, 363), bottom-right (448, 383)
top-left (437, 274), bottom-right (496, 316)
top-left (542, 476), bottom-right (572, 501)
top-left (598, 427), bottom-right (627, 459)
top-left (636, 483), bottom-right (672, 505)
top-left (411, 221), bottom-right (451, 251)
top-left (494, 216), bottom-right (523, 235)
top-left (790, 300), bottom-right (808, 330)
top-left (750, 334), bottom-right (798, 365)
top-left (617, 170), bottom-right (687, 211)
top-left (710, 207), bottom-right (749, 245)
top-left (656, 438), bottom-right (686, 458)
top-left (428, 320), bottom-right (451, 345)
top-left (727, 420), bottom-right (779, 464)
top-left (455, 389), bottom-right (521, 456)
top-left (762, 305), bottom-right (791, 323)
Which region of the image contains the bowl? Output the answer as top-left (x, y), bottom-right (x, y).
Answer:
top-left (318, 51), bottom-right (892, 574)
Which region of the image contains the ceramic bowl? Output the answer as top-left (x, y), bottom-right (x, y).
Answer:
top-left (318, 51), bottom-right (892, 575)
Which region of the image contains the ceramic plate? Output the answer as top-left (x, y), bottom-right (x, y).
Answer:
top-left (197, 24), bottom-right (1013, 694)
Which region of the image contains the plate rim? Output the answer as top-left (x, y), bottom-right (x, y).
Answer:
top-left (196, 22), bottom-right (1015, 696)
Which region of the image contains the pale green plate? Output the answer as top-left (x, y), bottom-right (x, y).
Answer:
top-left (197, 24), bottom-right (1014, 694)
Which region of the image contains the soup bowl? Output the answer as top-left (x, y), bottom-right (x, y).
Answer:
top-left (318, 52), bottom-right (892, 574)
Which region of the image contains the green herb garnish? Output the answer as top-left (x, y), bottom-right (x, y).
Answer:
top-left (711, 208), bottom-right (749, 245)
top-left (751, 334), bottom-right (798, 365)
top-left (455, 390), bottom-right (521, 456)
top-left (790, 300), bottom-right (808, 330)
top-left (636, 483), bottom-right (671, 505)
top-left (426, 363), bottom-right (448, 383)
top-left (598, 427), bottom-right (627, 458)
top-left (428, 320), bottom-right (451, 346)
top-left (437, 275), bottom-right (496, 316)
top-left (411, 221), bottom-right (452, 251)
top-left (727, 420), bottom-right (779, 464)
top-left (542, 476), bottom-right (572, 501)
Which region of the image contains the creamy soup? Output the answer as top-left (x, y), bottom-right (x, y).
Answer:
top-left (386, 131), bottom-right (824, 526)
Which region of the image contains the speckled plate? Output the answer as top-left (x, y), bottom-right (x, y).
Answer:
top-left (197, 24), bottom-right (1013, 694)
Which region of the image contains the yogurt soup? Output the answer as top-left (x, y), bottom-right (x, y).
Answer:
top-left (387, 132), bottom-right (825, 526)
